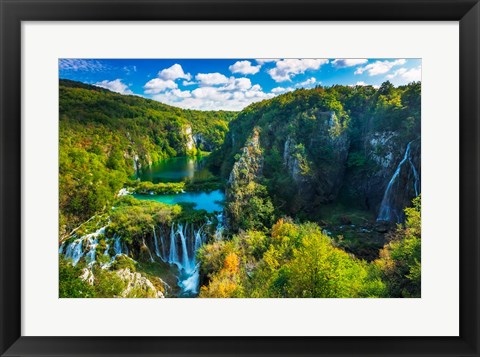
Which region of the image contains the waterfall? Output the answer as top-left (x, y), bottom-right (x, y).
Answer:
top-left (194, 225), bottom-right (204, 252)
top-left (160, 229), bottom-right (167, 261)
top-left (409, 157), bottom-right (420, 196)
top-left (214, 213), bottom-right (224, 241)
top-left (168, 224), bottom-right (181, 268)
top-left (153, 227), bottom-right (162, 259)
top-left (377, 141), bottom-right (420, 223)
top-left (103, 244), bottom-right (110, 257)
top-left (60, 217), bottom-right (222, 297)
top-left (179, 264), bottom-right (200, 295)
top-left (143, 237), bottom-right (155, 263)
top-left (178, 223), bottom-right (192, 273)
top-left (113, 235), bottom-right (123, 255)
top-left (85, 237), bottom-right (98, 265)
top-left (63, 225), bottom-right (106, 266)
top-left (64, 239), bottom-right (84, 266)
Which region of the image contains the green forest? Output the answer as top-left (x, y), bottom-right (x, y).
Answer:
top-left (59, 78), bottom-right (421, 299)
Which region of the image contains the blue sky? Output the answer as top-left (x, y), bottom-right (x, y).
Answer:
top-left (59, 58), bottom-right (421, 111)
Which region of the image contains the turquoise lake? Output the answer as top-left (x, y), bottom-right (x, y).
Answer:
top-left (135, 157), bottom-right (225, 213)
top-left (136, 156), bottom-right (213, 183)
top-left (134, 190), bottom-right (224, 213)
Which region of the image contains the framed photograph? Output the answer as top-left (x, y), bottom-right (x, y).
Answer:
top-left (1, 0), bottom-right (479, 356)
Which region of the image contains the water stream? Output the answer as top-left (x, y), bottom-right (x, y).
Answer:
top-left (377, 141), bottom-right (420, 223)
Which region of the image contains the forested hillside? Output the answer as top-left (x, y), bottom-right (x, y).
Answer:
top-left (59, 79), bottom-right (421, 299)
top-left (59, 79), bottom-right (235, 236)
top-left (214, 81), bottom-right (420, 227)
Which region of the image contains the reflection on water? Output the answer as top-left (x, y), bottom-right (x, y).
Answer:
top-left (137, 157), bottom-right (212, 183)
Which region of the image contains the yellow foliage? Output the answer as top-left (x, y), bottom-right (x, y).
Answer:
top-left (271, 218), bottom-right (298, 242)
top-left (199, 275), bottom-right (239, 298)
top-left (223, 253), bottom-right (240, 274)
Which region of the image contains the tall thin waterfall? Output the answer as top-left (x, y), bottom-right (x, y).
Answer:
top-left (377, 141), bottom-right (420, 223)
top-left (168, 224), bottom-right (180, 268)
top-left (153, 227), bottom-right (162, 260)
top-left (160, 230), bottom-right (167, 261)
top-left (178, 224), bottom-right (192, 273)
top-left (143, 238), bottom-right (155, 262)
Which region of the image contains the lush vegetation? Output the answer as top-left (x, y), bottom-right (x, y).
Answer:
top-left (59, 79), bottom-right (235, 236)
top-left (198, 199), bottom-right (421, 298)
top-left (59, 79), bottom-right (421, 299)
top-left (213, 81), bottom-right (421, 223)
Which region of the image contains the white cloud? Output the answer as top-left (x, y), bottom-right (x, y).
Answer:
top-left (171, 89), bottom-right (192, 98)
top-left (221, 77), bottom-right (252, 91)
top-left (59, 59), bottom-right (106, 72)
top-left (386, 66), bottom-right (421, 83)
top-left (271, 86), bottom-right (294, 94)
top-left (94, 79), bottom-right (133, 94)
top-left (332, 59), bottom-right (368, 68)
top-left (355, 59), bottom-right (406, 76)
top-left (349, 81), bottom-right (368, 86)
top-left (158, 64), bottom-right (192, 81)
top-left (182, 80), bottom-right (196, 86)
top-left (256, 59), bottom-right (280, 64)
top-left (151, 77), bottom-right (274, 111)
top-left (195, 72), bottom-right (229, 86)
top-left (229, 60), bottom-right (261, 75)
top-left (143, 78), bottom-right (178, 94)
top-left (268, 59), bottom-right (329, 82)
top-left (296, 77), bottom-right (317, 87)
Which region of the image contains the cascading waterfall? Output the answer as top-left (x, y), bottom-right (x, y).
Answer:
top-left (60, 217), bottom-right (219, 296)
top-left (62, 226), bottom-right (106, 266)
top-left (377, 141), bottom-right (420, 223)
top-left (113, 235), bottom-right (123, 255)
top-left (214, 213), bottom-right (224, 241)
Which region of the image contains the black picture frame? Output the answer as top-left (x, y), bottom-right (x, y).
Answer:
top-left (1, 0), bottom-right (479, 356)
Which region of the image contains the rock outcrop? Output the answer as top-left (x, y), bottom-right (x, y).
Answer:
top-left (116, 268), bottom-right (165, 298)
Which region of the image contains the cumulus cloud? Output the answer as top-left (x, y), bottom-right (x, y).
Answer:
top-left (195, 72), bottom-right (229, 86)
top-left (256, 59), bottom-right (280, 64)
top-left (143, 78), bottom-right (178, 94)
top-left (221, 77), bottom-right (253, 91)
top-left (59, 59), bottom-right (106, 72)
top-left (229, 60), bottom-right (261, 75)
top-left (158, 64), bottom-right (192, 81)
top-left (182, 80), bottom-right (196, 86)
top-left (271, 87), bottom-right (294, 93)
top-left (355, 59), bottom-right (406, 76)
top-left (386, 66), bottom-right (421, 83)
top-left (94, 79), bottom-right (133, 94)
top-left (151, 76), bottom-right (274, 111)
top-left (268, 59), bottom-right (329, 82)
top-left (331, 59), bottom-right (368, 68)
top-left (296, 77), bottom-right (317, 87)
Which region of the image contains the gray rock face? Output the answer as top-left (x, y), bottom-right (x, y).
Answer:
top-left (116, 268), bottom-right (165, 298)
top-left (193, 133), bottom-right (213, 152)
top-left (228, 129), bottom-right (263, 189)
top-left (183, 125), bottom-right (196, 152)
top-left (376, 139), bottom-right (421, 222)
